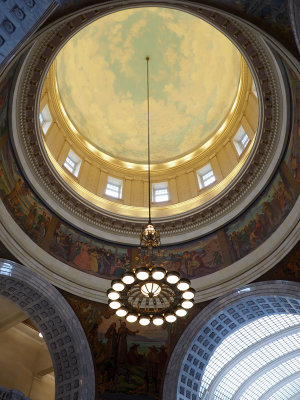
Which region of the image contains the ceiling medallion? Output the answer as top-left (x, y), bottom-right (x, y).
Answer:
top-left (107, 58), bottom-right (194, 325)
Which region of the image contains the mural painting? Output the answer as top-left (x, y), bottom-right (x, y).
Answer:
top-left (225, 65), bottom-right (300, 262)
top-left (258, 244), bottom-right (300, 283)
top-left (49, 220), bottom-right (225, 279)
top-left (284, 69), bottom-right (300, 180)
top-left (0, 143), bottom-right (52, 245)
top-left (0, 63), bottom-right (299, 282)
top-left (225, 173), bottom-right (297, 261)
top-left (66, 295), bottom-right (168, 399)
top-left (49, 222), bottom-right (132, 277)
top-left (65, 293), bottom-right (204, 400)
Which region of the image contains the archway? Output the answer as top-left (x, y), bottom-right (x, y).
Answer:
top-left (164, 281), bottom-right (300, 400)
top-left (0, 259), bottom-right (95, 400)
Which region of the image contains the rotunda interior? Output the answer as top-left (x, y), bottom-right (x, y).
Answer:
top-left (0, 2), bottom-right (299, 400)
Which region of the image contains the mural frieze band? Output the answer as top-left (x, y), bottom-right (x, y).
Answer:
top-left (0, 64), bottom-right (299, 282)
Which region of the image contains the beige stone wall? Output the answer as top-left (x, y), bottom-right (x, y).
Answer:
top-left (0, 299), bottom-right (54, 400)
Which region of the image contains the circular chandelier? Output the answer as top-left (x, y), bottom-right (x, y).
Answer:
top-left (107, 58), bottom-right (194, 326)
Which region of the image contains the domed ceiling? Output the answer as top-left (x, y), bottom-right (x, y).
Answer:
top-left (55, 7), bottom-right (241, 164)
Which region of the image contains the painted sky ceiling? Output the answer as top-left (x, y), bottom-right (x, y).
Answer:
top-left (55, 7), bottom-right (241, 164)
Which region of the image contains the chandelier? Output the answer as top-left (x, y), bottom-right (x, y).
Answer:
top-left (107, 57), bottom-right (194, 326)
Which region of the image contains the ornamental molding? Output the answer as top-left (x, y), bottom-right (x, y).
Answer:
top-left (11, 1), bottom-right (287, 244)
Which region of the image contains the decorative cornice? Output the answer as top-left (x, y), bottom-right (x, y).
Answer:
top-left (11, 1), bottom-right (287, 243)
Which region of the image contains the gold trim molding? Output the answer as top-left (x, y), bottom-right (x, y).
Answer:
top-left (47, 57), bottom-right (250, 174)
top-left (41, 54), bottom-right (256, 218)
top-left (12, 2), bottom-right (284, 239)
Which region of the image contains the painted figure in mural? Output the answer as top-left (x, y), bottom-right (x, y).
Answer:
top-left (112, 257), bottom-right (124, 277)
top-left (62, 233), bottom-right (73, 260)
top-left (97, 248), bottom-right (112, 276)
top-left (146, 346), bottom-right (159, 393)
top-left (227, 175), bottom-right (296, 261)
top-left (213, 250), bottom-right (223, 266)
top-left (70, 240), bottom-right (81, 261)
top-left (0, 168), bottom-right (8, 195)
top-left (181, 251), bottom-right (191, 275)
top-left (278, 180), bottom-right (294, 209)
top-left (5, 178), bottom-right (26, 207)
top-left (105, 322), bottom-right (118, 360)
top-left (127, 343), bottom-right (142, 366)
top-left (122, 254), bottom-right (131, 272)
top-left (249, 214), bottom-right (264, 246)
top-left (24, 202), bottom-right (38, 231)
top-left (88, 322), bottom-right (100, 350)
top-left (73, 242), bottom-right (91, 270)
top-left (157, 345), bottom-right (168, 388)
top-left (117, 322), bottom-right (138, 364)
top-left (262, 200), bottom-right (276, 225)
top-left (30, 211), bottom-right (50, 242)
top-left (189, 250), bottom-right (205, 274)
top-left (50, 226), bottom-right (66, 258)
top-left (89, 247), bottom-right (99, 273)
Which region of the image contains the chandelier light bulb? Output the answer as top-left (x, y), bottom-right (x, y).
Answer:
top-left (111, 279), bottom-right (125, 292)
top-left (116, 308), bottom-right (128, 317)
top-left (165, 314), bottom-right (177, 323)
top-left (141, 282), bottom-right (161, 297)
top-left (39, 332), bottom-right (43, 338)
top-left (126, 313), bottom-right (138, 323)
top-left (139, 316), bottom-right (151, 326)
top-left (151, 267), bottom-right (166, 280)
top-left (181, 300), bottom-right (194, 309)
top-left (166, 271), bottom-right (180, 284)
top-left (145, 223), bottom-right (155, 234)
top-left (122, 272), bottom-right (135, 285)
top-left (177, 279), bottom-right (190, 291)
top-left (182, 288), bottom-right (195, 300)
top-left (175, 307), bottom-right (188, 317)
top-left (140, 223), bottom-right (161, 249)
top-left (136, 268), bottom-right (150, 281)
top-left (152, 316), bottom-right (164, 326)
top-left (109, 300), bottom-right (121, 309)
top-left (107, 289), bottom-right (120, 300)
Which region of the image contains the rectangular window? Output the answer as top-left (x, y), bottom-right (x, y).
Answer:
top-left (152, 182), bottom-right (169, 203)
top-left (105, 176), bottom-right (123, 199)
top-left (233, 126), bottom-right (250, 156)
top-left (63, 149), bottom-right (82, 177)
top-left (39, 104), bottom-right (52, 134)
top-left (197, 164), bottom-right (216, 189)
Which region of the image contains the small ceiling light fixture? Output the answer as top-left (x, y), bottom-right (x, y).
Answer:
top-left (107, 57), bottom-right (194, 325)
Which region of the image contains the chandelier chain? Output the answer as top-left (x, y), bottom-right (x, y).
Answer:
top-left (146, 56), bottom-right (151, 223)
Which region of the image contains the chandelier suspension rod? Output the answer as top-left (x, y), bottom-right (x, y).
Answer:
top-left (107, 56), bottom-right (194, 326)
top-left (146, 56), bottom-right (151, 224)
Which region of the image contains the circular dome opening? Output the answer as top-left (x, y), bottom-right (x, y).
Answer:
top-left (39, 7), bottom-right (258, 219)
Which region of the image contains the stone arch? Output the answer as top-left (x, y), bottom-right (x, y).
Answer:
top-left (289, 0), bottom-right (300, 55)
top-left (163, 281), bottom-right (300, 400)
top-left (0, 258), bottom-right (95, 400)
